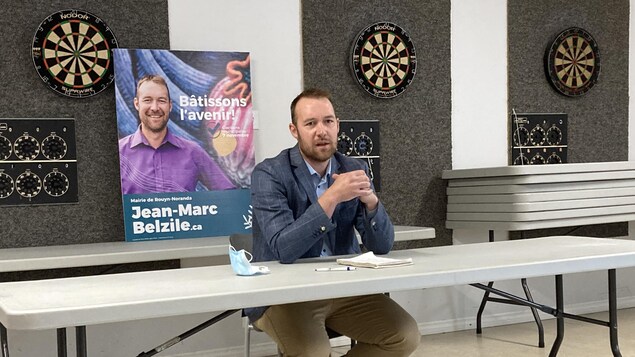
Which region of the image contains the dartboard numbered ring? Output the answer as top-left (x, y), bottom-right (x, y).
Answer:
top-left (351, 22), bottom-right (417, 99)
top-left (545, 27), bottom-right (600, 97)
top-left (32, 9), bottom-right (118, 98)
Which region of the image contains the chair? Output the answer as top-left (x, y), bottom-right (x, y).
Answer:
top-left (229, 233), bottom-right (354, 357)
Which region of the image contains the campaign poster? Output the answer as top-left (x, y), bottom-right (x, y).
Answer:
top-left (113, 49), bottom-right (254, 242)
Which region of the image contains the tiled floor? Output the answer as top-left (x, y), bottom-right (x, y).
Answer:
top-left (296, 308), bottom-right (635, 356)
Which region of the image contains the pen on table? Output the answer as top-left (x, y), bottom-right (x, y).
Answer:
top-left (315, 267), bottom-right (356, 272)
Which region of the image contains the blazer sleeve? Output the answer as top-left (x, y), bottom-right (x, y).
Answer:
top-left (353, 164), bottom-right (394, 254)
top-left (251, 163), bottom-right (336, 263)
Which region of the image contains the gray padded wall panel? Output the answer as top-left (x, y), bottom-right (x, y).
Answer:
top-left (508, 0), bottom-right (629, 238)
top-left (509, 0), bottom-right (628, 163)
top-left (302, 1), bottom-right (452, 247)
top-left (3, 1), bottom-right (627, 249)
top-left (0, 1), bottom-right (169, 247)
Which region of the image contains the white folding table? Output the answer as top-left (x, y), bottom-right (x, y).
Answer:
top-left (0, 236), bottom-right (633, 356)
top-left (0, 225), bottom-right (433, 356)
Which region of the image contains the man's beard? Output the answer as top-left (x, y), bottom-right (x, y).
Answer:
top-left (298, 135), bottom-right (336, 163)
top-left (142, 111), bottom-right (168, 133)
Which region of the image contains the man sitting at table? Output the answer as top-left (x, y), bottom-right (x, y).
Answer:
top-left (246, 88), bottom-right (420, 356)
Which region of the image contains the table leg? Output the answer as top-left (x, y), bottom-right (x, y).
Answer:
top-left (76, 326), bottom-right (87, 357)
top-left (476, 230), bottom-right (543, 348)
top-left (608, 269), bottom-right (622, 357)
top-left (57, 328), bottom-right (67, 357)
top-left (522, 278), bottom-right (545, 347)
top-left (549, 275), bottom-right (564, 357)
top-left (1, 323), bottom-right (8, 357)
top-left (476, 281), bottom-right (493, 334)
top-left (475, 230), bottom-right (496, 334)
top-left (137, 309), bottom-right (239, 357)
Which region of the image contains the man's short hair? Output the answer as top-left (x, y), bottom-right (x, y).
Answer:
top-left (290, 88), bottom-right (333, 125)
top-left (135, 74), bottom-right (170, 99)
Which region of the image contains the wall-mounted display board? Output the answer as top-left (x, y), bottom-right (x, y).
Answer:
top-left (31, 9), bottom-right (118, 98)
top-left (510, 112), bottom-right (567, 166)
top-left (337, 120), bottom-right (381, 191)
top-left (0, 118), bottom-right (78, 205)
top-left (350, 22), bottom-right (417, 99)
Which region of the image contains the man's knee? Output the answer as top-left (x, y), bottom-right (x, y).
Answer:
top-left (382, 299), bottom-right (420, 354)
top-left (382, 312), bottom-right (420, 355)
top-left (398, 317), bottom-right (421, 355)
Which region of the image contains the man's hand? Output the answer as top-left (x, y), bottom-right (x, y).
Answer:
top-left (318, 170), bottom-right (378, 217)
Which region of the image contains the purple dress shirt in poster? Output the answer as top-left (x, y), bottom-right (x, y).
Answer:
top-left (119, 128), bottom-right (234, 193)
top-left (114, 49), bottom-right (254, 241)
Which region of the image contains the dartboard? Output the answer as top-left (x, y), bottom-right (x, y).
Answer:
top-left (351, 22), bottom-right (417, 99)
top-left (545, 27), bottom-right (600, 97)
top-left (32, 9), bottom-right (118, 98)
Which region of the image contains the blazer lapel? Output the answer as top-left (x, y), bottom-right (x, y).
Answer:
top-left (290, 145), bottom-right (318, 203)
top-left (325, 156), bottom-right (344, 252)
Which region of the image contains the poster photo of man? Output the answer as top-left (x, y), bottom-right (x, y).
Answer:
top-left (113, 49), bottom-right (254, 241)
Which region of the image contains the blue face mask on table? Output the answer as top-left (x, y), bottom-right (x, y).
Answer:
top-left (229, 245), bottom-right (270, 276)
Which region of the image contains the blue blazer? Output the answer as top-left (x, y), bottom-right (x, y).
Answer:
top-left (246, 145), bottom-right (395, 321)
top-left (250, 145), bottom-right (395, 264)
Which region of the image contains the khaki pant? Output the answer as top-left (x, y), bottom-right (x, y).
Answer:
top-left (253, 294), bottom-right (420, 357)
